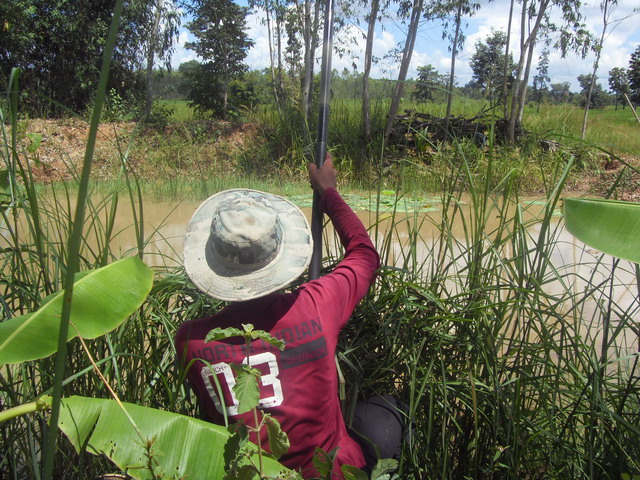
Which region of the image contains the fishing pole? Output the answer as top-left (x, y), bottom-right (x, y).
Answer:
top-left (309, 0), bottom-right (335, 281)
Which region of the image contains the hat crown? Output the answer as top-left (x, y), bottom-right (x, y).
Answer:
top-left (208, 196), bottom-right (282, 273)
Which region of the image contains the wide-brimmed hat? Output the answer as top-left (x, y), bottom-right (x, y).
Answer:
top-left (184, 189), bottom-right (313, 301)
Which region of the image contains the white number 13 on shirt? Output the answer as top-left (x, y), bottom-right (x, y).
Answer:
top-left (201, 351), bottom-right (283, 416)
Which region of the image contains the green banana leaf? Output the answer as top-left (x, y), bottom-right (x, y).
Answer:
top-left (564, 197), bottom-right (640, 264)
top-left (51, 395), bottom-right (290, 480)
top-left (0, 257), bottom-right (153, 364)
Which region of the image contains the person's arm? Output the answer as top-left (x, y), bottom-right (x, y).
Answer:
top-left (307, 155), bottom-right (380, 324)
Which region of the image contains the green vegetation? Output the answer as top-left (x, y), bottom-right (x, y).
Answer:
top-left (3, 2), bottom-right (639, 479)
top-left (3, 79), bottom-right (640, 478)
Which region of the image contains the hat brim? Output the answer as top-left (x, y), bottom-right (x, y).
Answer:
top-left (184, 189), bottom-right (313, 301)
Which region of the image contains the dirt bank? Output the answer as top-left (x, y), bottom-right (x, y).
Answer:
top-left (9, 118), bottom-right (640, 202)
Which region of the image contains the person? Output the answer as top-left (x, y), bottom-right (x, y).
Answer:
top-left (176, 154), bottom-right (391, 478)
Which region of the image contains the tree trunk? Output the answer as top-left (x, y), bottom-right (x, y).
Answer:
top-left (301, 0), bottom-right (314, 126)
top-left (516, 37), bottom-right (536, 123)
top-left (362, 0), bottom-right (380, 143)
top-left (444, 0), bottom-right (463, 138)
top-left (506, 0), bottom-right (549, 143)
top-left (264, 1), bottom-right (283, 116)
top-left (581, 0), bottom-right (610, 139)
top-left (501, 0), bottom-right (515, 117)
top-left (274, 0), bottom-right (285, 106)
top-left (384, 0), bottom-right (424, 144)
top-left (145, 0), bottom-right (164, 119)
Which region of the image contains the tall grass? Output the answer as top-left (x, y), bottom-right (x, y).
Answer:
top-left (336, 142), bottom-right (640, 478)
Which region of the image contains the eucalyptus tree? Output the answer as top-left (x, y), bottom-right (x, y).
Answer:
top-left (361, 0), bottom-right (391, 142)
top-left (500, 0), bottom-right (515, 116)
top-left (185, 0), bottom-right (254, 118)
top-left (302, 0), bottom-right (323, 126)
top-left (578, 0), bottom-right (638, 138)
top-left (426, 0), bottom-right (480, 136)
top-left (608, 67), bottom-right (629, 110)
top-left (505, 0), bottom-right (591, 143)
top-left (144, 0), bottom-right (181, 118)
top-left (249, 0), bottom-right (287, 114)
top-left (383, 0), bottom-right (426, 144)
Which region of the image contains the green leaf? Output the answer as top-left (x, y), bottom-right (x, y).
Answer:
top-left (26, 132), bottom-right (42, 153)
top-left (250, 330), bottom-right (286, 350)
top-left (264, 414), bottom-right (290, 458)
top-left (0, 257), bottom-right (153, 365)
top-left (0, 169), bottom-right (8, 192)
top-left (371, 458), bottom-right (399, 479)
top-left (564, 198), bottom-right (640, 263)
top-left (341, 464), bottom-right (369, 480)
top-left (206, 326), bottom-right (246, 343)
top-left (313, 447), bottom-right (338, 478)
top-left (45, 395), bottom-right (289, 480)
top-left (231, 365), bottom-right (261, 414)
top-left (224, 423), bottom-right (249, 469)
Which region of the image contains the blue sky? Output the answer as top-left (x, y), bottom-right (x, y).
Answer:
top-left (171, 0), bottom-right (639, 92)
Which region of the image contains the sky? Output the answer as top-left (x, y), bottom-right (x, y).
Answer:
top-left (170, 0), bottom-right (640, 92)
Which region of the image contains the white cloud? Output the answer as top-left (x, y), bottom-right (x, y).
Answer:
top-left (175, 0), bottom-right (639, 91)
top-left (170, 31), bottom-right (198, 69)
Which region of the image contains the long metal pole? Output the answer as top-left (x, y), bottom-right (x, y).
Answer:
top-left (309, 0), bottom-right (335, 280)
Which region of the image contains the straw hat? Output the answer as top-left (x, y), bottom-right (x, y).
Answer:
top-left (184, 189), bottom-right (313, 301)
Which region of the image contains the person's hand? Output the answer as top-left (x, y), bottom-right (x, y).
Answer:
top-left (308, 153), bottom-right (337, 197)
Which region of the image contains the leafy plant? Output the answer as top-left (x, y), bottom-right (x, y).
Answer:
top-left (564, 197), bottom-right (640, 263)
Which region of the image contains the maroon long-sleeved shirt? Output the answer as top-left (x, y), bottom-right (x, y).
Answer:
top-left (175, 188), bottom-right (380, 478)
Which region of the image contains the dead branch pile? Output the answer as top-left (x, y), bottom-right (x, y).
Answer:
top-left (387, 110), bottom-right (523, 150)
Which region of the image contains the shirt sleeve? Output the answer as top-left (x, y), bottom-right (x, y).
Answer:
top-left (303, 188), bottom-right (380, 329)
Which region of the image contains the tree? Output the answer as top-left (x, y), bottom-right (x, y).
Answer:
top-left (469, 30), bottom-right (514, 106)
top-left (608, 67), bottom-right (629, 110)
top-left (506, 0), bottom-right (591, 143)
top-left (144, 0), bottom-right (181, 119)
top-left (412, 65), bottom-right (448, 102)
top-left (427, 0), bottom-right (480, 136)
top-left (629, 45), bottom-right (640, 104)
top-left (0, 0), bottom-right (166, 116)
top-left (531, 48), bottom-right (550, 112)
top-left (384, 0), bottom-right (426, 144)
top-left (362, 0), bottom-right (385, 142)
top-left (185, 0), bottom-right (254, 118)
top-left (249, 0), bottom-right (287, 114)
top-left (579, 0), bottom-right (626, 139)
top-left (549, 82), bottom-right (572, 104)
top-left (578, 74), bottom-right (608, 109)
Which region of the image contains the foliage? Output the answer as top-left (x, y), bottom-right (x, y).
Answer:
top-left (628, 45), bottom-right (640, 103)
top-left (468, 29), bottom-right (514, 105)
top-left (549, 82), bottom-right (574, 104)
top-left (608, 66), bottom-right (630, 109)
top-left (577, 73), bottom-right (609, 109)
top-left (564, 197), bottom-right (640, 263)
top-left (0, 257), bottom-right (153, 365)
top-left (531, 49), bottom-right (551, 109)
top-left (412, 65), bottom-right (448, 102)
top-left (0, 0), bottom-right (176, 117)
top-left (184, 0), bottom-right (254, 118)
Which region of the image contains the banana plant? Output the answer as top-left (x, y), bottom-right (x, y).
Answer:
top-left (563, 197), bottom-right (640, 263)
top-left (0, 257), bottom-right (292, 479)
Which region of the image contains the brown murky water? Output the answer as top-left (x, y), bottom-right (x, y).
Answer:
top-left (2, 194), bottom-right (637, 361)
